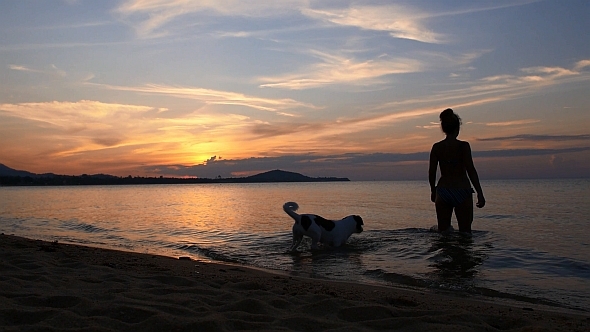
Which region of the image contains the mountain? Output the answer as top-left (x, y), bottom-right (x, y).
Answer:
top-left (244, 169), bottom-right (349, 182)
top-left (245, 169), bottom-right (313, 182)
top-left (0, 163), bottom-right (38, 177)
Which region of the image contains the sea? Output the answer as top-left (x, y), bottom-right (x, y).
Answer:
top-left (1, 179), bottom-right (589, 313)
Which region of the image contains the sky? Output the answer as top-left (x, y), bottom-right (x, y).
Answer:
top-left (0, 0), bottom-right (589, 181)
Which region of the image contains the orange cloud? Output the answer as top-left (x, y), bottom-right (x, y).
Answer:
top-left (485, 119), bottom-right (541, 126)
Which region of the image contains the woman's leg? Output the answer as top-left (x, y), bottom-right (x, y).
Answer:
top-left (435, 195), bottom-right (453, 232)
top-left (454, 194), bottom-right (474, 233)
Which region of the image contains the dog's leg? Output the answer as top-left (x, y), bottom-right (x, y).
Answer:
top-left (310, 234), bottom-right (321, 251)
top-left (290, 234), bottom-right (303, 252)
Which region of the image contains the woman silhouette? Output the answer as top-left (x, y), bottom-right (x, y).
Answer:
top-left (429, 108), bottom-right (485, 233)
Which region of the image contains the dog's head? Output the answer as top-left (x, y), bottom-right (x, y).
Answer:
top-left (353, 215), bottom-right (364, 233)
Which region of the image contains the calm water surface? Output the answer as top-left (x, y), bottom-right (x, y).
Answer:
top-left (1, 180), bottom-right (589, 312)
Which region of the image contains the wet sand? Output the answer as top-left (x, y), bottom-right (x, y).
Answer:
top-left (1, 234), bottom-right (588, 331)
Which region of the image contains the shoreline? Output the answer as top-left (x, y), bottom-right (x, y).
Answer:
top-left (18, 231), bottom-right (585, 315)
top-left (1, 234), bottom-right (588, 331)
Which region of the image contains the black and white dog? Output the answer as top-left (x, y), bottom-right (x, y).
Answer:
top-left (282, 202), bottom-right (364, 251)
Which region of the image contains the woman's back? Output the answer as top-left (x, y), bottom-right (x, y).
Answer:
top-left (432, 138), bottom-right (471, 189)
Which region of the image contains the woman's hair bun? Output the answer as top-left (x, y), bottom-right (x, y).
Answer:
top-left (439, 108), bottom-right (461, 134)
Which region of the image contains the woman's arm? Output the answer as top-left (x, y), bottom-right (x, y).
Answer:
top-left (428, 145), bottom-right (438, 202)
top-left (464, 142), bottom-right (485, 208)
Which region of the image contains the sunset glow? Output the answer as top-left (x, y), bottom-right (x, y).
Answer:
top-left (1, 0), bottom-right (588, 180)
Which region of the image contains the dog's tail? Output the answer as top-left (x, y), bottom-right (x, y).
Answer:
top-left (283, 202), bottom-right (300, 221)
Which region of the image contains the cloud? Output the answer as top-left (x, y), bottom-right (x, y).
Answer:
top-left (476, 67), bottom-right (578, 89)
top-left (391, 59), bottom-right (590, 114)
top-left (9, 64), bottom-right (37, 72)
top-left (474, 147), bottom-right (590, 159)
top-left (259, 50), bottom-right (424, 89)
top-left (258, 49), bottom-right (489, 90)
top-left (0, 101), bottom-right (158, 161)
top-left (92, 136), bottom-right (126, 147)
top-left (519, 66), bottom-right (578, 79)
top-left (140, 146), bottom-right (590, 179)
top-left (258, 48), bottom-right (493, 91)
top-left (204, 156), bottom-right (218, 164)
top-left (477, 134), bottom-right (590, 142)
top-left (484, 119), bottom-right (540, 126)
top-left (2, 99), bottom-right (352, 171)
top-left (0, 100), bottom-right (153, 129)
top-left (245, 105), bottom-right (445, 144)
top-left (416, 122), bottom-right (440, 130)
top-left (89, 83), bottom-right (317, 113)
top-left (141, 152), bottom-right (431, 179)
top-left (4, 100), bottom-right (586, 179)
top-left (115, 0), bottom-right (544, 45)
top-left (574, 60), bottom-right (590, 71)
top-left (79, 59), bottom-right (590, 157)
top-left (0, 100), bottom-right (258, 161)
top-left (249, 96), bottom-right (543, 144)
top-left (9, 64), bottom-right (66, 77)
top-left (301, 5), bottom-right (446, 44)
top-left (116, 0), bottom-right (306, 38)
top-left (114, 1), bottom-right (448, 42)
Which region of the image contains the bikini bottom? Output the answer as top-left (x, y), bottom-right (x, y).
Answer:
top-left (436, 187), bottom-right (474, 207)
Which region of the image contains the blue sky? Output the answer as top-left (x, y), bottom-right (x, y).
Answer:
top-left (0, 0), bottom-right (588, 180)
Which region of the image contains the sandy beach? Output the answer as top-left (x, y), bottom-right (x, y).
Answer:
top-left (1, 234), bottom-right (588, 331)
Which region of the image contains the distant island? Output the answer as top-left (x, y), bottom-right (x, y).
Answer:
top-left (0, 164), bottom-right (349, 186)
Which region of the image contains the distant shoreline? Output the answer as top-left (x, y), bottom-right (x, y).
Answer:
top-left (0, 175), bottom-right (349, 186)
top-left (0, 169), bottom-right (350, 186)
